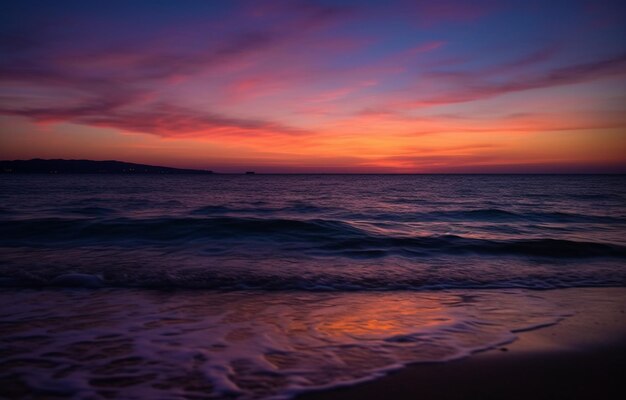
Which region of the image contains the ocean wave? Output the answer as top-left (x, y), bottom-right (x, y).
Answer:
top-left (339, 208), bottom-right (625, 224)
top-left (47, 206), bottom-right (117, 216)
top-left (191, 202), bottom-right (331, 215)
top-left (0, 216), bottom-right (360, 243)
top-left (411, 209), bottom-right (621, 223)
top-left (1, 270), bottom-right (624, 291)
top-left (319, 236), bottom-right (626, 258)
top-left (1, 216), bottom-right (624, 259)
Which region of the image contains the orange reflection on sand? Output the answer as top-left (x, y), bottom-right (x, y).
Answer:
top-left (314, 294), bottom-right (452, 340)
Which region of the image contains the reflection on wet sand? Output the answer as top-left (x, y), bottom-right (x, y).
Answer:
top-left (314, 296), bottom-right (449, 339)
top-left (0, 289), bottom-right (570, 399)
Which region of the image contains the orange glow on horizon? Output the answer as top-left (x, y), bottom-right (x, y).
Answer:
top-left (1, 1), bottom-right (625, 173)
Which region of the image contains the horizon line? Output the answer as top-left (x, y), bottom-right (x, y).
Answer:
top-left (1, 158), bottom-right (625, 175)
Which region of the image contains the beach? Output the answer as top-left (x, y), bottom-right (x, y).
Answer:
top-left (299, 287), bottom-right (626, 400)
top-left (1, 287), bottom-right (624, 399)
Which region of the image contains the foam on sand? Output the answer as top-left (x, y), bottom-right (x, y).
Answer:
top-left (0, 288), bottom-right (592, 399)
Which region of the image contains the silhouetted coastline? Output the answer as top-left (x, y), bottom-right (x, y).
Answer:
top-left (0, 159), bottom-right (213, 174)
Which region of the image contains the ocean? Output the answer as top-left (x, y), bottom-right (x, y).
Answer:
top-left (1, 174), bottom-right (625, 399)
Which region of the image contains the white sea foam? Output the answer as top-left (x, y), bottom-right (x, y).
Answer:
top-left (0, 289), bottom-right (572, 399)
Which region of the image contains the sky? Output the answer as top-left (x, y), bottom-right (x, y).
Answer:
top-left (1, 0), bottom-right (625, 173)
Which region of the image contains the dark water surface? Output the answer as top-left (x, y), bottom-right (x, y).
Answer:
top-left (1, 174), bottom-right (625, 290)
top-left (1, 175), bottom-right (625, 399)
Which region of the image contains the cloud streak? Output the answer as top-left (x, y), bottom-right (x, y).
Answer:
top-left (404, 52), bottom-right (626, 106)
top-left (1, 101), bottom-right (309, 138)
top-left (1, 0), bottom-right (625, 172)
top-left (0, 0), bottom-right (353, 137)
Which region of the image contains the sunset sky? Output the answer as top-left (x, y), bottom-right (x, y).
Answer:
top-left (1, 0), bottom-right (625, 173)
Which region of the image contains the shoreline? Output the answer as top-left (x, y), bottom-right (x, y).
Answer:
top-left (298, 287), bottom-right (626, 400)
top-left (1, 287), bottom-right (623, 399)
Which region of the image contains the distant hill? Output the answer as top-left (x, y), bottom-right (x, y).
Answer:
top-left (0, 159), bottom-right (213, 174)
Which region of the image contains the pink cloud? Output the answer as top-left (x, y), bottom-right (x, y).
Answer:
top-left (404, 52), bottom-right (626, 107)
top-left (0, 101), bottom-right (309, 138)
top-left (0, 1), bottom-right (359, 137)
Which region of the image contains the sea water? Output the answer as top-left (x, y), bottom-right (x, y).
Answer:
top-left (0, 174), bottom-right (625, 398)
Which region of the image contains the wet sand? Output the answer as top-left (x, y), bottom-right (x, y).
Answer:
top-left (299, 288), bottom-right (626, 400)
top-left (0, 288), bottom-right (623, 399)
